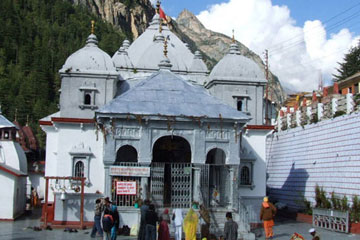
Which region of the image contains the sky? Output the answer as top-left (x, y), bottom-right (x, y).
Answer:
top-left (152, 0), bottom-right (360, 92)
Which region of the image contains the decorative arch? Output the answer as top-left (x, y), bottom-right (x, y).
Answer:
top-left (206, 148), bottom-right (226, 164)
top-left (152, 135), bottom-right (191, 163)
top-left (115, 145), bottom-right (138, 163)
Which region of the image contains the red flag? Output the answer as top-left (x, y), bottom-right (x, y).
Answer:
top-left (159, 7), bottom-right (166, 20)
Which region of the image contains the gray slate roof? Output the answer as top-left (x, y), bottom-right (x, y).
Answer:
top-left (97, 69), bottom-right (250, 121)
top-left (0, 114), bottom-right (17, 129)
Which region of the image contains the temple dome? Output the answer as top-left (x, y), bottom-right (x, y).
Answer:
top-left (60, 34), bottom-right (116, 73)
top-left (112, 45), bottom-right (134, 70)
top-left (210, 43), bottom-right (266, 82)
top-left (189, 51), bottom-right (208, 73)
top-left (127, 14), bottom-right (194, 72)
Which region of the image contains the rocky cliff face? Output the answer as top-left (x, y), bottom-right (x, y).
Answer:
top-left (174, 9), bottom-right (287, 104)
top-left (70, 0), bottom-right (154, 39)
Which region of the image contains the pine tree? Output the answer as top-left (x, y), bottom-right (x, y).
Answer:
top-left (334, 41), bottom-right (360, 82)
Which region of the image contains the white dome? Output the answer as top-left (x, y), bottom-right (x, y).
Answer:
top-left (189, 51), bottom-right (208, 73)
top-left (60, 34), bottom-right (116, 73)
top-left (112, 46), bottom-right (134, 70)
top-left (128, 14), bottom-right (194, 72)
top-left (210, 43), bottom-right (266, 82)
top-left (136, 32), bottom-right (188, 71)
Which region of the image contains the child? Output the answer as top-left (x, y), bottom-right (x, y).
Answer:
top-left (90, 198), bottom-right (104, 238)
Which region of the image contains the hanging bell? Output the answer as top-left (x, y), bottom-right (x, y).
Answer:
top-left (60, 191), bottom-right (67, 201)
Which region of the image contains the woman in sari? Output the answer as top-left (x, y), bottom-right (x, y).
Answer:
top-left (183, 208), bottom-right (198, 240)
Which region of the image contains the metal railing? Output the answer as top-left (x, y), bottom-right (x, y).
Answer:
top-left (313, 208), bottom-right (349, 233)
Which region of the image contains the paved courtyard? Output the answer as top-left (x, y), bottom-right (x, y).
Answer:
top-left (1, 209), bottom-right (359, 240)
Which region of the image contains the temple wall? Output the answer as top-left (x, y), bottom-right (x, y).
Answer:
top-left (266, 111), bottom-right (360, 210)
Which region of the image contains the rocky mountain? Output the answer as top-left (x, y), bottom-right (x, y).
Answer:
top-left (174, 10), bottom-right (286, 104)
top-left (69, 1), bottom-right (286, 105)
top-left (70, 0), bottom-right (154, 39)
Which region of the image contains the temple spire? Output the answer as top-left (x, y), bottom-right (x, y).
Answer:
top-left (164, 36), bottom-right (168, 58)
top-left (14, 108), bottom-right (17, 121)
top-left (232, 29), bottom-right (235, 43)
top-left (91, 20), bottom-right (95, 34)
top-left (156, 0), bottom-right (161, 14)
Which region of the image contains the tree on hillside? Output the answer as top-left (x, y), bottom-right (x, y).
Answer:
top-left (0, 0), bottom-right (127, 147)
top-left (333, 40), bottom-right (360, 82)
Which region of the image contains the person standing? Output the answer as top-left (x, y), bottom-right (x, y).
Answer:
top-left (172, 208), bottom-right (183, 240)
top-left (110, 205), bottom-right (119, 240)
top-left (224, 212), bottom-right (238, 240)
top-left (91, 198), bottom-right (104, 238)
top-left (183, 208), bottom-right (198, 240)
top-left (139, 200), bottom-right (150, 240)
top-left (145, 204), bottom-right (158, 240)
top-left (102, 208), bottom-right (114, 240)
top-left (309, 228), bottom-right (320, 240)
top-left (158, 209), bottom-right (170, 240)
top-left (260, 197), bottom-right (277, 240)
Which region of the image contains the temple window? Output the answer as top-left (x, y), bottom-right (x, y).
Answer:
top-left (84, 93), bottom-right (91, 105)
top-left (240, 166), bottom-right (250, 185)
top-left (79, 83), bottom-right (98, 110)
top-left (69, 143), bottom-right (93, 185)
top-left (74, 160), bottom-right (85, 178)
top-left (233, 95), bottom-right (249, 112)
top-left (239, 161), bottom-right (254, 188)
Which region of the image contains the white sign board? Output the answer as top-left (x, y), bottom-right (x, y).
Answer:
top-left (116, 181), bottom-right (137, 195)
top-left (109, 166), bottom-right (150, 177)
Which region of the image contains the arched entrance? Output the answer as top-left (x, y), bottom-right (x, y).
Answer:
top-left (112, 145), bottom-right (139, 207)
top-left (151, 136), bottom-right (191, 208)
top-left (115, 145), bottom-right (138, 163)
top-left (206, 148), bottom-right (229, 207)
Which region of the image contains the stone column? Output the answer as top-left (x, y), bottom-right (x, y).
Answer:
top-left (228, 166), bottom-right (234, 209)
top-left (141, 177), bottom-right (149, 200)
top-left (104, 166), bottom-right (111, 198)
top-left (193, 167), bottom-right (201, 204)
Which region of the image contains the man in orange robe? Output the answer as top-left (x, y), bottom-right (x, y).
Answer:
top-left (260, 197), bottom-right (277, 240)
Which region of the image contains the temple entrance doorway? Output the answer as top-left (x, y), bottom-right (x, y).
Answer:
top-left (206, 148), bottom-right (229, 207)
top-left (151, 136), bottom-right (191, 208)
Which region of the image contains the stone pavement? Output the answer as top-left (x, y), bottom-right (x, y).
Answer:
top-left (1, 209), bottom-right (360, 240)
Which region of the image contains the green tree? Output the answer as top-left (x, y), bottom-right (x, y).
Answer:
top-left (334, 41), bottom-right (360, 81)
top-left (0, 0), bottom-right (127, 147)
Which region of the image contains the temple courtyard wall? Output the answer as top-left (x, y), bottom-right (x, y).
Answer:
top-left (266, 111), bottom-right (360, 210)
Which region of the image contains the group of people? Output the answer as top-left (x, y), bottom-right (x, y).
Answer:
top-left (91, 197), bottom-right (120, 240)
top-left (137, 200), bottom-right (239, 240)
top-left (91, 196), bottom-right (320, 240)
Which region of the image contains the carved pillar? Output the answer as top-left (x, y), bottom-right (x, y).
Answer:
top-left (193, 167), bottom-right (201, 203)
top-left (141, 177), bottom-right (149, 200)
top-left (104, 166), bottom-right (111, 197)
top-left (228, 166), bottom-right (234, 210)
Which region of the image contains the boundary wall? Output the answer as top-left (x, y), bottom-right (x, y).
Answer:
top-left (266, 111), bottom-right (360, 210)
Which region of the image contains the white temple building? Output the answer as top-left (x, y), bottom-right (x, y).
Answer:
top-left (0, 109), bottom-right (28, 220)
top-left (39, 4), bottom-right (273, 238)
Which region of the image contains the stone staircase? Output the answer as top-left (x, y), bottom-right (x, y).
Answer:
top-left (158, 208), bottom-right (255, 240)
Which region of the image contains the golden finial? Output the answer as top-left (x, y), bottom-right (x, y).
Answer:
top-left (156, 0), bottom-right (161, 14)
top-left (232, 29), bottom-right (235, 43)
top-left (159, 19), bottom-right (163, 33)
top-left (91, 20), bottom-right (95, 34)
top-left (26, 115), bottom-right (29, 126)
top-left (14, 108), bottom-right (18, 121)
top-left (164, 37), bottom-right (168, 58)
